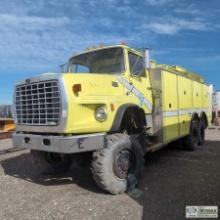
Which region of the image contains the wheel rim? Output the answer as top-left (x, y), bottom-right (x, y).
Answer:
top-left (113, 149), bottom-right (136, 179)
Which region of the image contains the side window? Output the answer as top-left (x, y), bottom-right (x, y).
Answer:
top-left (128, 52), bottom-right (144, 76)
top-left (74, 64), bottom-right (89, 73)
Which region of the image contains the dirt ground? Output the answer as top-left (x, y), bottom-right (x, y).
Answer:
top-left (0, 128), bottom-right (220, 220)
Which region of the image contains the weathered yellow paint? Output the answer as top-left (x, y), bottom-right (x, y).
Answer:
top-left (164, 116), bottom-right (179, 141)
top-left (202, 84), bottom-right (210, 109)
top-left (27, 45), bottom-right (210, 143)
top-left (193, 81), bottom-right (203, 108)
top-left (161, 67), bottom-right (210, 143)
top-left (61, 46), bottom-right (154, 134)
top-left (63, 73), bottom-right (132, 133)
top-left (162, 71), bottom-right (179, 142)
top-left (125, 49), bottom-right (152, 113)
top-left (179, 114), bottom-right (191, 136)
top-left (178, 76), bottom-right (193, 109)
top-left (162, 70), bottom-right (178, 111)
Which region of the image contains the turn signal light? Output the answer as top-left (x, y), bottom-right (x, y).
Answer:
top-left (110, 104), bottom-right (115, 111)
top-left (72, 84), bottom-right (81, 94)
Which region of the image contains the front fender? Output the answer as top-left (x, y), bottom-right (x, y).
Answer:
top-left (110, 103), bottom-right (144, 132)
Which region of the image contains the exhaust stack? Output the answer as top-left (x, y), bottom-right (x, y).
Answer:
top-left (143, 48), bottom-right (151, 69)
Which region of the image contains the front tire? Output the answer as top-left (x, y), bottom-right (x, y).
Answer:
top-left (31, 150), bottom-right (72, 175)
top-left (91, 133), bottom-right (144, 194)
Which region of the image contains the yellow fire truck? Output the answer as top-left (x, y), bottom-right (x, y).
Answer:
top-left (12, 44), bottom-right (212, 194)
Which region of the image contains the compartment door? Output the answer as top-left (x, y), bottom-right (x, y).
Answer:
top-left (193, 81), bottom-right (203, 109)
top-left (162, 71), bottom-right (179, 142)
top-left (178, 76), bottom-right (192, 136)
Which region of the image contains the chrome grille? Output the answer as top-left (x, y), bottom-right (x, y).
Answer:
top-left (15, 80), bottom-right (61, 125)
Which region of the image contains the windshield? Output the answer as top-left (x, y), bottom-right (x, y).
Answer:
top-left (67, 48), bottom-right (124, 74)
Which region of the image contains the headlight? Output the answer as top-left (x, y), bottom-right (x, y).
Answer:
top-left (95, 106), bottom-right (107, 122)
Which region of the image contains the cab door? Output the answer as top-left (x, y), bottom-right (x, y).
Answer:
top-left (127, 51), bottom-right (153, 113)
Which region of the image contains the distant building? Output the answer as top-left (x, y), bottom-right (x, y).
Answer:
top-left (0, 105), bottom-right (12, 118)
top-left (213, 91), bottom-right (220, 126)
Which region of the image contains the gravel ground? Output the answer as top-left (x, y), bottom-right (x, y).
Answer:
top-left (0, 128), bottom-right (220, 220)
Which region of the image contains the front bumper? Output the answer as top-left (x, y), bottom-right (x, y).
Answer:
top-left (12, 132), bottom-right (106, 154)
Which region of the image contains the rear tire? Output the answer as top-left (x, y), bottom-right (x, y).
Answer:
top-left (183, 121), bottom-right (199, 151)
top-left (31, 150), bottom-right (72, 175)
top-left (198, 120), bottom-right (206, 146)
top-left (91, 133), bottom-right (144, 194)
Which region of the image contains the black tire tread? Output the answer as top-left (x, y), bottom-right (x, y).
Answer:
top-left (91, 133), bottom-right (144, 194)
top-left (198, 120), bottom-right (206, 146)
top-left (183, 121), bottom-right (199, 151)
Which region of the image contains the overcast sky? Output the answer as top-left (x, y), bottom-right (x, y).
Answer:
top-left (0, 0), bottom-right (220, 104)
